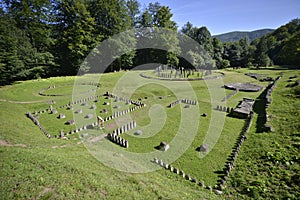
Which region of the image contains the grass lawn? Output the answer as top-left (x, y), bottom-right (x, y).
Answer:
top-left (0, 66), bottom-right (299, 199)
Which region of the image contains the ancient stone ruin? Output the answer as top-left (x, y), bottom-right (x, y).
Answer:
top-left (66, 119), bottom-right (75, 125)
top-left (75, 109), bottom-right (82, 114)
top-left (156, 141), bottom-right (169, 151)
top-left (58, 113), bottom-right (66, 119)
top-left (224, 82), bottom-right (262, 92)
top-left (232, 98), bottom-right (255, 118)
top-left (85, 114), bottom-right (93, 119)
top-left (198, 144), bottom-right (209, 152)
top-left (134, 130), bottom-right (143, 136)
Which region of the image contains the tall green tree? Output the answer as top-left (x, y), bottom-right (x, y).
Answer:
top-left (136, 2), bottom-right (179, 67)
top-left (181, 22), bottom-right (215, 69)
top-left (181, 22), bottom-right (194, 36)
top-left (239, 37), bottom-right (250, 67)
top-left (126, 0), bottom-right (140, 27)
top-left (278, 32), bottom-right (300, 65)
top-left (223, 42), bottom-right (242, 67)
top-left (87, 0), bottom-right (131, 38)
top-left (4, 0), bottom-right (54, 52)
top-left (0, 9), bottom-right (36, 84)
top-left (212, 37), bottom-right (224, 68)
top-left (54, 0), bottom-right (96, 74)
top-left (250, 18), bottom-right (300, 66)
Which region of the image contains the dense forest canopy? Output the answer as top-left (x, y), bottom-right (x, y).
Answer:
top-left (0, 0), bottom-right (299, 85)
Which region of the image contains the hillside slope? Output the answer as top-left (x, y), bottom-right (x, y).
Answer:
top-left (214, 29), bottom-right (274, 42)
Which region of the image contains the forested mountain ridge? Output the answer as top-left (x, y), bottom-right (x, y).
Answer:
top-left (251, 19), bottom-right (300, 66)
top-left (213, 29), bottom-right (274, 42)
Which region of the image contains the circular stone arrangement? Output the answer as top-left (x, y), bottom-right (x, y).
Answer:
top-left (39, 83), bottom-right (100, 96)
top-left (224, 82), bottom-right (263, 92)
top-left (140, 71), bottom-right (225, 81)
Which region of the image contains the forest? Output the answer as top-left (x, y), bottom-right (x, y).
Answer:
top-left (0, 0), bottom-right (299, 85)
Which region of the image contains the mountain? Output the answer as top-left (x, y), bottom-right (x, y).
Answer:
top-left (252, 19), bottom-right (300, 66)
top-left (213, 29), bottom-right (274, 42)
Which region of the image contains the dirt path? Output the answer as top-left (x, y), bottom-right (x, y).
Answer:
top-left (0, 98), bottom-right (48, 104)
top-left (0, 139), bottom-right (27, 147)
top-left (51, 141), bottom-right (82, 149)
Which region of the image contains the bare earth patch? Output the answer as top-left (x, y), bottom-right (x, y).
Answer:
top-left (88, 134), bottom-right (107, 143)
top-left (37, 187), bottom-right (55, 199)
top-left (0, 139), bottom-right (26, 147)
top-left (51, 141), bottom-right (82, 149)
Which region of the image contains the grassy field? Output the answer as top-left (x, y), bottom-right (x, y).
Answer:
top-left (224, 67), bottom-right (300, 199)
top-left (0, 66), bottom-right (299, 199)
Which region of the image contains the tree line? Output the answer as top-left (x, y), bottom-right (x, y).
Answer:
top-left (0, 0), bottom-right (299, 85)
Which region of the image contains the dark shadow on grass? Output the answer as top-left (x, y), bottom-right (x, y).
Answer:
top-left (250, 65), bottom-right (300, 70)
top-left (214, 170), bottom-right (224, 175)
top-left (253, 89), bottom-right (267, 133)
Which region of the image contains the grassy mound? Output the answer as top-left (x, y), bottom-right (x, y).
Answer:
top-left (0, 67), bottom-right (298, 199)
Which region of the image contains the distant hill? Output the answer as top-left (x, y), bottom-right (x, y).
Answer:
top-left (213, 29), bottom-right (274, 42)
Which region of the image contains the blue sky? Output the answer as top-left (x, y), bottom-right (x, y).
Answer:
top-left (138, 0), bottom-right (300, 35)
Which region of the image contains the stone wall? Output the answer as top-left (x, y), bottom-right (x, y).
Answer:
top-left (263, 76), bottom-right (281, 132)
top-left (26, 112), bottom-right (51, 138)
top-left (216, 111), bottom-right (254, 191)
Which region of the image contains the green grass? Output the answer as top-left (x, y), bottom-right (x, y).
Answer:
top-left (0, 67), bottom-right (299, 199)
top-left (225, 68), bottom-right (300, 199)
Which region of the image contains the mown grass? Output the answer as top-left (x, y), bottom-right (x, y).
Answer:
top-left (225, 67), bottom-right (300, 199)
top-left (0, 67), bottom-right (298, 199)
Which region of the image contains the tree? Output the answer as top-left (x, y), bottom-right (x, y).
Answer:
top-left (223, 42), bottom-right (242, 67)
top-left (135, 2), bottom-right (179, 67)
top-left (54, 1), bottom-right (96, 74)
top-left (195, 27), bottom-right (213, 56)
top-left (250, 18), bottom-right (300, 66)
top-left (181, 22), bottom-right (194, 36)
top-left (126, 0), bottom-right (140, 27)
top-left (278, 32), bottom-right (300, 65)
top-left (153, 6), bottom-right (177, 29)
top-left (140, 10), bottom-right (152, 27)
top-left (239, 37), bottom-right (250, 67)
top-left (140, 2), bottom-right (176, 29)
top-left (186, 50), bottom-right (204, 69)
top-left (0, 9), bottom-right (35, 84)
top-left (4, 0), bottom-right (55, 52)
top-left (212, 37), bottom-right (224, 68)
top-left (87, 0), bottom-right (131, 38)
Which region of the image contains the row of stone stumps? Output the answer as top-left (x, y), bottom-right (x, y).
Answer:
top-left (266, 76), bottom-right (281, 107)
top-left (27, 91), bottom-right (146, 139)
top-left (104, 92), bottom-right (146, 107)
top-left (107, 133), bottom-right (128, 148)
top-left (216, 111), bottom-right (254, 192)
top-left (140, 71), bottom-right (225, 81)
top-left (26, 112), bottom-right (51, 138)
top-left (32, 94), bottom-right (104, 115)
top-left (55, 108), bottom-right (141, 139)
top-left (39, 82), bottom-right (100, 96)
top-left (111, 121), bottom-right (137, 136)
top-left (152, 158), bottom-right (223, 195)
top-left (107, 121), bottom-right (136, 148)
top-left (216, 105), bottom-right (234, 113)
top-left (168, 99), bottom-right (197, 108)
top-left (264, 76), bottom-right (281, 132)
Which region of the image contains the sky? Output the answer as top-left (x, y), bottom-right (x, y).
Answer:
top-left (138, 0), bottom-right (300, 35)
